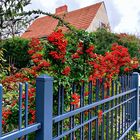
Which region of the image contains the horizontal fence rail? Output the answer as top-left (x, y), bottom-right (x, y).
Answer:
top-left (51, 73), bottom-right (139, 140)
top-left (0, 73), bottom-right (139, 140)
top-left (0, 83), bottom-right (41, 140)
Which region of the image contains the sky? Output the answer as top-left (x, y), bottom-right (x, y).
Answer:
top-left (26, 0), bottom-right (140, 35)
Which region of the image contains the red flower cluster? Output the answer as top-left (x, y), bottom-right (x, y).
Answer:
top-left (62, 66), bottom-right (71, 76)
top-left (38, 60), bottom-right (50, 68)
top-left (31, 53), bottom-right (43, 60)
top-left (28, 38), bottom-right (50, 71)
top-left (71, 93), bottom-right (80, 108)
top-left (2, 109), bottom-right (12, 125)
top-left (86, 45), bottom-right (94, 54)
top-left (71, 42), bottom-right (83, 60)
top-left (84, 91), bottom-right (89, 96)
top-left (22, 88), bottom-right (35, 100)
top-left (48, 29), bottom-right (67, 61)
top-left (88, 44), bottom-right (139, 87)
top-left (49, 51), bottom-right (63, 60)
top-left (104, 95), bottom-right (110, 99)
top-left (48, 29), bottom-right (64, 42)
top-left (71, 53), bottom-right (80, 59)
top-left (28, 49), bottom-right (35, 55)
top-left (2, 71), bottom-right (31, 90)
top-left (71, 43), bottom-right (95, 60)
top-left (124, 57), bottom-right (139, 72)
top-left (29, 109), bottom-right (35, 124)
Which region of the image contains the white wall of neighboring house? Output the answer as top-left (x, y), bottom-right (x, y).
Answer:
top-left (86, 3), bottom-right (109, 32)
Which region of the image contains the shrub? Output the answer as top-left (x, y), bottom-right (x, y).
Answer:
top-left (90, 28), bottom-right (118, 55)
top-left (89, 29), bottom-right (140, 64)
top-left (116, 33), bottom-right (140, 62)
top-left (0, 37), bottom-right (30, 69)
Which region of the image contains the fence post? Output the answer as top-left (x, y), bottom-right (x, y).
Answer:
top-left (35, 75), bottom-right (53, 140)
top-left (133, 72), bottom-right (139, 132)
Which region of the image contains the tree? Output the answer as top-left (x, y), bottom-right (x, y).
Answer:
top-left (0, 0), bottom-right (33, 40)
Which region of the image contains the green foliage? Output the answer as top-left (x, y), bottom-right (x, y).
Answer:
top-left (0, 37), bottom-right (30, 68)
top-left (131, 131), bottom-right (140, 140)
top-left (0, 48), bottom-right (7, 81)
top-left (93, 29), bottom-right (140, 63)
top-left (91, 28), bottom-right (118, 54)
top-left (65, 28), bottom-right (140, 64)
top-left (65, 30), bottom-right (95, 82)
top-left (0, 48), bottom-right (6, 71)
top-left (117, 33), bottom-right (140, 61)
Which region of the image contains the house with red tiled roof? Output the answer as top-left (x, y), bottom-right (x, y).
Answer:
top-left (22, 1), bottom-right (110, 38)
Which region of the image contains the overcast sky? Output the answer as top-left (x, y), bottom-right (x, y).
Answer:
top-left (26, 0), bottom-right (140, 35)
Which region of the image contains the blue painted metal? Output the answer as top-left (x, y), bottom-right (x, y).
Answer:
top-left (0, 82), bottom-right (42, 140)
top-left (0, 85), bottom-right (3, 137)
top-left (95, 79), bottom-right (99, 140)
top-left (88, 81), bottom-right (92, 140)
top-left (53, 95), bottom-right (136, 139)
top-left (120, 76), bottom-right (124, 135)
top-left (106, 87), bottom-right (110, 140)
top-left (53, 115), bottom-right (98, 140)
top-left (80, 83), bottom-right (84, 140)
top-left (0, 73), bottom-right (139, 140)
top-left (101, 80), bottom-right (104, 140)
top-left (57, 85), bottom-right (61, 137)
top-left (19, 83), bottom-right (23, 130)
top-left (35, 74), bottom-right (53, 140)
top-left (25, 82), bottom-right (28, 127)
top-left (70, 83), bottom-right (76, 140)
top-left (25, 82), bottom-right (28, 140)
top-left (133, 72), bottom-right (139, 131)
top-left (52, 73), bottom-right (139, 140)
top-left (61, 85), bottom-right (64, 139)
top-left (111, 80), bottom-right (114, 140)
top-left (0, 123), bottom-right (41, 140)
top-left (53, 88), bottom-right (136, 123)
top-left (118, 121), bottom-right (136, 140)
top-left (115, 80), bottom-right (118, 139)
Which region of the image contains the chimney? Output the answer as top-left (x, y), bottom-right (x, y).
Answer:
top-left (55, 5), bottom-right (68, 14)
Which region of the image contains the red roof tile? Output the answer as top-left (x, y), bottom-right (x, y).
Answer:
top-left (22, 2), bottom-right (103, 38)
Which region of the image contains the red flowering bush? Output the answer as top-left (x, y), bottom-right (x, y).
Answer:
top-left (88, 44), bottom-right (139, 88)
top-left (1, 29), bottom-right (139, 133)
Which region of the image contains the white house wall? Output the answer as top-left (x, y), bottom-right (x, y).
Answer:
top-left (86, 3), bottom-right (109, 32)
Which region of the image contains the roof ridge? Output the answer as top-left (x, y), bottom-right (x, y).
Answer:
top-left (35, 1), bottom-right (103, 20)
top-left (64, 1), bottom-right (103, 15)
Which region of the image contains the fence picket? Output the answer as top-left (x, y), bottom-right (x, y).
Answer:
top-left (0, 84), bottom-right (3, 137)
top-left (25, 82), bottom-right (28, 140)
top-left (0, 73), bottom-right (139, 140)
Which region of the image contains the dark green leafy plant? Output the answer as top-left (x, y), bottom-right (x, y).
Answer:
top-left (0, 37), bottom-right (30, 69)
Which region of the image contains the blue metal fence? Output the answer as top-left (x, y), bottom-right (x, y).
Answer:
top-left (0, 73), bottom-right (139, 140)
top-left (0, 83), bottom-right (41, 140)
